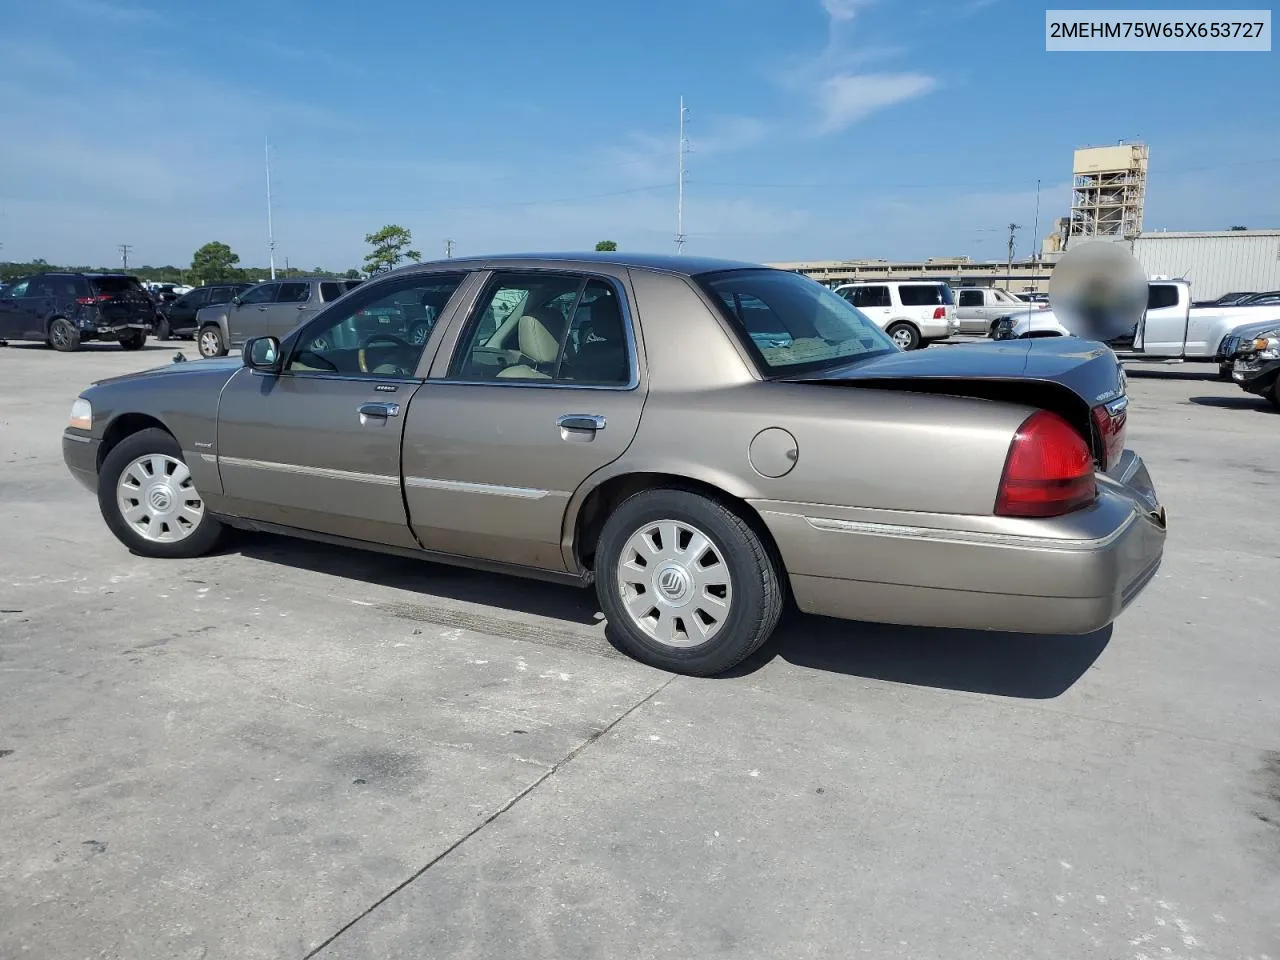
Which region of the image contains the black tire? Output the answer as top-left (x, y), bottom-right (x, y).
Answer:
top-left (97, 427), bottom-right (225, 559)
top-left (48, 317), bottom-right (80, 352)
top-left (595, 488), bottom-right (784, 676)
top-left (1218, 362), bottom-right (1233, 381)
top-left (1268, 377), bottom-right (1280, 411)
top-left (155, 317), bottom-right (171, 341)
top-left (197, 324), bottom-right (227, 358)
top-left (886, 321), bottom-right (920, 351)
top-left (119, 329), bottom-right (146, 351)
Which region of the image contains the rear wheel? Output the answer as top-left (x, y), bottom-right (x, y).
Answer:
top-left (119, 329), bottom-right (146, 351)
top-left (595, 488), bottom-right (783, 676)
top-left (154, 316), bottom-right (171, 341)
top-left (48, 317), bottom-right (81, 352)
top-left (98, 428), bottom-right (225, 559)
top-left (197, 324), bottom-right (227, 358)
top-left (886, 321), bottom-right (920, 350)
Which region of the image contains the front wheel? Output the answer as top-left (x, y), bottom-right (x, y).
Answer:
top-left (48, 317), bottom-right (81, 352)
top-left (595, 489), bottom-right (784, 676)
top-left (197, 325), bottom-right (227, 358)
top-left (154, 316), bottom-right (171, 341)
top-left (1268, 377), bottom-right (1280, 411)
top-left (886, 321), bottom-right (920, 351)
top-left (1218, 362), bottom-right (1233, 381)
top-left (98, 427), bottom-right (225, 559)
top-left (119, 329), bottom-right (146, 351)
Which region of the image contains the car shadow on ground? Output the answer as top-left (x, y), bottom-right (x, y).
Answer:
top-left (233, 533), bottom-right (1109, 699)
top-left (0, 341), bottom-right (175, 352)
top-left (1187, 395), bottom-right (1276, 412)
top-left (1122, 366), bottom-right (1225, 382)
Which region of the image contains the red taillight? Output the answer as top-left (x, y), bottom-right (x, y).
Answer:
top-left (77, 294), bottom-right (112, 304)
top-left (933, 307), bottom-right (946, 320)
top-left (995, 410), bottom-right (1096, 517)
top-left (1090, 398), bottom-right (1127, 472)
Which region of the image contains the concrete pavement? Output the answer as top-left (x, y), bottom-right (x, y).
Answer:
top-left (1, 340), bottom-right (1277, 959)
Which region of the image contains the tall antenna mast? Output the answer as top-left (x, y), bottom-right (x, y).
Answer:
top-left (676, 96), bottom-right (689, 253)
top-left (1031, 179), bottom-right (1042, 274)
top-left (265, 137), bottom-right (277, 280)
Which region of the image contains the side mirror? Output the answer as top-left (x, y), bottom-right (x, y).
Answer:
top-left (244, 336), bottom-right (282, 372)
top-left (230, 296), bottom-right (242, 307)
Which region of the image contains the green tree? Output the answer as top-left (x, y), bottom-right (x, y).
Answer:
top-left (191, 242), bottom-right (240, 282)
top-left (343, 268), bottom-right (362, 280)
top-left (363, 225), bottom-right (421, 275)
top-left (594, 240), bottom-right (618, 252)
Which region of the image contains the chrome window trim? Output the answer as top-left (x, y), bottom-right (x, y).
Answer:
top-left (432, 269), bottom-right (641, 391)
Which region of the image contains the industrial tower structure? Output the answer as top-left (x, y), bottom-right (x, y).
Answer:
top-left (1067, 142), bottom-right (1149, 244)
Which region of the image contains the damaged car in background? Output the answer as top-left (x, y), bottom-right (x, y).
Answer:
top-left (1224, 319), bottom-right (1280, 409)
top-left (62, 251), bottom-right (1166, 677)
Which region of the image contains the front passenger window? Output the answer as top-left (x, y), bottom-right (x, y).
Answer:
top-left (287, 273), bottom-right (466, 378)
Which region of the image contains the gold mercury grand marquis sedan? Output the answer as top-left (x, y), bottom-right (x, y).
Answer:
top-left (63, 253), bottom-right (1166, 676)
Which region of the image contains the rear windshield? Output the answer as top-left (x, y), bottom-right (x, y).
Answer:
top-left (89, 276), bottom-right (143, 294)
top-left (898, 283), bottom-right (954, 306)
top-left (698, 269), bottom-right (896, 376)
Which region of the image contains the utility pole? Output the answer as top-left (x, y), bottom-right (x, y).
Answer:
top-left (1005, 222), bottom-right (1020, 287)
top-left (444, 239), bottom-right (454, 258)
top-left (265, 137), bottom-right (277, 280)
top-left (676, 96), bottom-right (689, 254)
top-left (1031, 179), bottom-right (1041, 277)
top-left (118, 243), bottom-right (132, 271)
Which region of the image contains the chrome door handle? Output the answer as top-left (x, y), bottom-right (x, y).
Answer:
top-left (358, 402), bottom-right (400, 420)
top-left (557, 414), bottom-right (606, 432)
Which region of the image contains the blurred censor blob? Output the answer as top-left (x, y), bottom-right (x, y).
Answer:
top-left (1048, 241), bottom-right (1149, 342)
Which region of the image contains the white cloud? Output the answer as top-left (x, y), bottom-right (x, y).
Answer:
top-left (821, 0), bottom-right (875, 23)
top-left (816, 72), bottom-right (938, 132)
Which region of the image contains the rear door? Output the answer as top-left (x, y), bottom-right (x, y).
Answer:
top-left (848, 285), bottom-right (892, 328)
top-left (403, 268), bottom-right (645, 571)
top-left (956, 289), bottom-right (984, 332)
top-left (265, 281), bottom-right (313, 339)
top-left (1131, 283), bottom-right (1186, 356)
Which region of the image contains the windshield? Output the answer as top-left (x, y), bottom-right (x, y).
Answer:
top-left (698, 269), bottom-right (897, 376)
top-left (89, 276), bottom-right (143, 295)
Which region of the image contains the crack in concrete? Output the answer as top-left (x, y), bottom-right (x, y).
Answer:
top-left (302, 673), bottom-right (676, 959)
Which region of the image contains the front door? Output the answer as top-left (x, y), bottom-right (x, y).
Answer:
top-left (402, 269), bottom-right (646, 571)
top-left (266, 280), bottom-right (314, 340)
top-left (0, 279), bottom-right (30, 339)
top-left (1131, 283), bottom-right (1186, 356)
top-left (225, 281), bottom-right (280, 349)
top-left (214, 271), bottom-right (471, 547)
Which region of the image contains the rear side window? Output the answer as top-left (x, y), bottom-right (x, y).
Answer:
top-left (89, 276), bottom-right (143, 295)
top-left (699, 269), bottom-right (896, 377)
top-left (320, 282), bottom-right (343, 302)
top-left (898, 283), bottom-right (952, 306)
top-left (1147, 285), bottom-right (1179, 310)
top-left (850, 285), bottom-right (890, 308)
top-left (277, 282), bottom-right (309, 303)
top-left (958, 290), bottom-right (983, 306)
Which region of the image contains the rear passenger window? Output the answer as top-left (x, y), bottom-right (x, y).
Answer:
top-left (277, 282), bottom-right (309, 303)
top-left (958, 290), bottom-right (983, 306)
top-left (899, 284), bottom-right (945, 306)
top-left (320, 282), bottom-right (344, 302)
top-left (851, 286), bottom-right (891, 308)
top-left (1147, 285), bottom-right (1179, 310)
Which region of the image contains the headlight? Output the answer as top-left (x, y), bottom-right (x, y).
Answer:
top-left (68, 397), bottom-right (92, 430)
top-left (1252, 336), bottom-right (1280, 358)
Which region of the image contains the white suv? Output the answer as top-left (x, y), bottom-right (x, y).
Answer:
top-left (833, 281), bottom-right (959, 350)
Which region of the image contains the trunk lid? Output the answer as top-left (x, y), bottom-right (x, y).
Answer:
top-left (786, 338), bottom-right (1128, 469)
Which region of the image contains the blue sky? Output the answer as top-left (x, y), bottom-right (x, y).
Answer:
top-left (1, 0), bottom-right (1276, 270)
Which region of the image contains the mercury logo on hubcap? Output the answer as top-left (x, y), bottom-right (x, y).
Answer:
top-left (655, 564), bottom-right (692, 603)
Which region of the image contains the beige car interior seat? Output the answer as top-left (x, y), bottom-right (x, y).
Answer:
top-left (496, 311), bottom-right (563, 379)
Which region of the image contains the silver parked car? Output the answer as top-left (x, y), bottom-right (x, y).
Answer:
top-left (194, 276), bottom-right (363, 358)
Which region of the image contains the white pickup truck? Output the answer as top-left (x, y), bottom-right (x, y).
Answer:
top-left (992, 279), bottom-right (1280, 375)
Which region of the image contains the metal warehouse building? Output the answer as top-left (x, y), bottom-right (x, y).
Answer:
top-left (1125, 230), bottom-right (1280, 300)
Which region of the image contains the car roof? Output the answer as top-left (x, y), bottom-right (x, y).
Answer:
top-left (387, 251), bottom-right (764, 278)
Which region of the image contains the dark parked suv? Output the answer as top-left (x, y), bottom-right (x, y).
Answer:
top-left (155, 282), bottom-right (253, 341)
top-left (0, 273), bottom-right (153, 351)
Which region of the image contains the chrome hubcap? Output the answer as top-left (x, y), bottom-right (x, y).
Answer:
top-left (616, 519), bottom-right (733, 648)
top-left (199, 331), bottom-right (219, 355)
top-left (891, 327), bottom-right (913, 348)
top-left (116, 454), bottom-right (204, 543)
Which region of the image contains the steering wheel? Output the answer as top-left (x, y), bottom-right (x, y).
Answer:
top-left (358, 333), bottom-right (414, 374)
